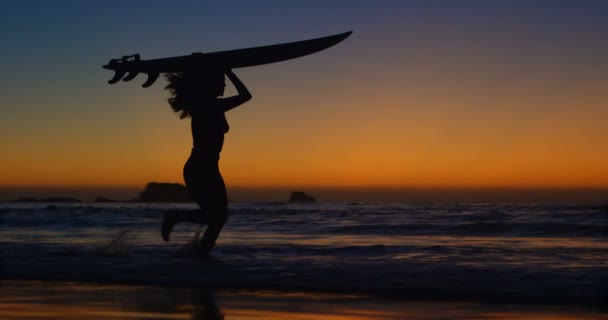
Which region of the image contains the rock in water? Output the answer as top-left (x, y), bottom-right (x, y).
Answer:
top-left (139, 182), bottom-right (192, 202)
top-left (288, 191), bottom-right (317, 203)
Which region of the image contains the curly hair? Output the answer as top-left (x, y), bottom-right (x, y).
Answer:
top-left (164, 71), bottom-right (225, 119)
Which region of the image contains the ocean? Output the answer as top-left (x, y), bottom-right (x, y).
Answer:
top-left (1, 201), bottom-right (607, 318)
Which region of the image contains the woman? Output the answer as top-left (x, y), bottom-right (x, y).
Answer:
top-left (161, 67), bottom-right (252, 256)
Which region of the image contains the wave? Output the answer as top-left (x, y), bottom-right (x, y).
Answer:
top-left (2, 203), bottom-right (606, 237)
top-left (323, 222), bottom-right (607, 237)
top-left (3, 202), bottom-right (607, 308)
top-left (3, 251), bottom-right (606, 307)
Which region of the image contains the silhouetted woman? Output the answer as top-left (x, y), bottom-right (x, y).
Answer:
top-left (161, 68), bottom-right (251, 256)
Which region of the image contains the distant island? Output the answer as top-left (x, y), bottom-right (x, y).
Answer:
top-left (8, 197), bottom-right (83, 203)
top-left (288, 191), bottom-right (317, 203)
top-left (138, 182), bottom-right (192, 202)
top-left (5, 183), bottom-right (318, 204)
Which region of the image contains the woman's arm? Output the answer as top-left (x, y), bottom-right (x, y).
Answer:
top-left (221, 70), bottom-right (252, 112)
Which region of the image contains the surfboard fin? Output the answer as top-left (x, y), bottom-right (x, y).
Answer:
top-left (108, 70), bottom-right (126, 84)
top-left (122, 71), bottom-right (139, 82)
top-left (142, 72), bottom-right (160, 88)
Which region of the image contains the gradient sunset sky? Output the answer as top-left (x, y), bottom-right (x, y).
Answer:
top-left (1, 1), bottom-right (607, 199)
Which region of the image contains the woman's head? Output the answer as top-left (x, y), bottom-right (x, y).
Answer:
top-left (165, 69), bottom-right (226, 119)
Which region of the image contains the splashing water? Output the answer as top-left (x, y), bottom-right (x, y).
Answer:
top-left (102, 230), bottom-right (133, 256)
top-left (177, 227), bottom-right (206, 258)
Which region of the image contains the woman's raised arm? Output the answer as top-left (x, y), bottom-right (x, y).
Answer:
top-left (221, 70), bottom-right (252, 112)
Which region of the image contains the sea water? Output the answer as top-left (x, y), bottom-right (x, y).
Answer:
top-left (1, 202), bottom-right (606, 307)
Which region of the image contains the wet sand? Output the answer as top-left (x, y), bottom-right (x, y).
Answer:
top-left (1, 280), bottom-right (606, 320)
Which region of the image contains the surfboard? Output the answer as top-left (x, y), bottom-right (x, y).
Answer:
top-left (103, 31), bottom-right (352, 87)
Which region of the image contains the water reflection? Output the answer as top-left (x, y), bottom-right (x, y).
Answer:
top-left (0, 281), bottom-right (605, 320)
top-left (190, 291), bottom-right (224, 320)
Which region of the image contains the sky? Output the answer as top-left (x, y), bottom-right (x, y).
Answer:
top-left (0, 1), bottom-right (607, 201)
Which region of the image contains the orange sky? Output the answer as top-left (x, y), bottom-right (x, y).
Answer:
top-left (1, 2), bottom-right (607, 192)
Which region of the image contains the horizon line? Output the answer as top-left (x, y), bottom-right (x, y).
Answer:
top-left (1, 185), bottom-right (606, 204)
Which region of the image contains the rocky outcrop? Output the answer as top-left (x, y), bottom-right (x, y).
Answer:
top-left (93, 197), bottom-right (118, 203)
top-left (288, 191), bottom-right (317, 203)
top-left (138, 182), bottom-right (192, 202)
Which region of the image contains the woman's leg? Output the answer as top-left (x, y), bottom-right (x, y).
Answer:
top-left (164, 155), bottom-right (229, 254)
top-left (162, 158), bottom-right (212, 242)
top-left (161, 209), bottom-right (210, 242)
top-left (198, 209), bottom-right (228, 254)
top-left (198, 173), bottom-right (229, 255)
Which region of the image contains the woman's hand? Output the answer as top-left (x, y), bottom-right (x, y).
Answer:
top-left (221, 69), bottom-right (252, 112)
